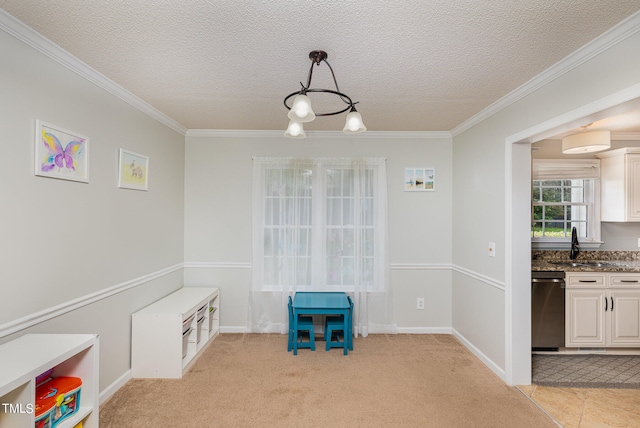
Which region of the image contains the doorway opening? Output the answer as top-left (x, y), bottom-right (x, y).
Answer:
top-left (506, 87), bottom-right (640, 385)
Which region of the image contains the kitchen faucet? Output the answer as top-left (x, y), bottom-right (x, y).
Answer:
top-left (570, 227), bottom-right (579, 260)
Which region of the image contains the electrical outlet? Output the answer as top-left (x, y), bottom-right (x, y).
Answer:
top-left (488, 242), bottom-right (496, 257)
top-left (416, 298), bottom-right (425, 310)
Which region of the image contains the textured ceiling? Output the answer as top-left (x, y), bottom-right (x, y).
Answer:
top-left (1, 1), bottom-right (640, 132)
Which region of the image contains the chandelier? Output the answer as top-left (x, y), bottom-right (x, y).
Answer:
top-left (283, 50), bottom-right (366, 138)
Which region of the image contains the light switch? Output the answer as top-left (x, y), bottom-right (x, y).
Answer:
top-left (488, 242), bottom-right (496, 257)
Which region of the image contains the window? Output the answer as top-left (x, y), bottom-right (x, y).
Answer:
top-left (249, 157), bottom-right (395, 336)
top-left (532, 179), bottom-right (592, 238)
top-left (326, 167), bottom-right (375, 287)
top-left (253, 157), bottom-right (386, 292)
top-left (531, 159), bottom-right (601, 248)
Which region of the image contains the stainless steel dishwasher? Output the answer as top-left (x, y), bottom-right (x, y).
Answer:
top-left (532, 271), bottom-right (565, 351)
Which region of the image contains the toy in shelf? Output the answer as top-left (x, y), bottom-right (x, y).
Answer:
top-left (35, 373), bottom-right (82, 428)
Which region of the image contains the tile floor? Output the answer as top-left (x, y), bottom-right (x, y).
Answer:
top-left (518, 384), bottom-right (640, 427)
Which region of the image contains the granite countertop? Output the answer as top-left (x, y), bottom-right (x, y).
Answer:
top-left (532, 250), bottom-right (640, 273)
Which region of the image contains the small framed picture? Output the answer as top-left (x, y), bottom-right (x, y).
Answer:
top-left (35, 120), bottom-right (89, 183)
top-left (404, 167), bottom-right (435, 192)
top-left (118, 149), bottom-right (149, 191)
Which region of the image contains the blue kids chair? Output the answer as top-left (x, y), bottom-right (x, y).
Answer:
top-left (288, 296), bottom-right (315, 352)
top-left (324, 296), bottom-right (353, 351)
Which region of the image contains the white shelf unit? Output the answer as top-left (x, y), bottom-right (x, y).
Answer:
top-left (0, 334), bottom-right (99, 428)
top-left (132, 287), bottom-right (219, 378)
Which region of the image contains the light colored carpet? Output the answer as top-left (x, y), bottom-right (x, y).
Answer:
top-left (100, 334), bottom-right (556, 427)
top-left (532, 354), bottom-right (640, 389)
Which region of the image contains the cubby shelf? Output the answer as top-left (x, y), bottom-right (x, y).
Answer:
top-left (131, 287), bottom-right (219, 378)
top-left (0, 333), bottom-right (99, 428)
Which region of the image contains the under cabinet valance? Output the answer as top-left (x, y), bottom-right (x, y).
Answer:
top-left (532, 159), bottom-right (600, 180)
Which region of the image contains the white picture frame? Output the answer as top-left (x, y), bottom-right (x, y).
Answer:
top-left (34, 120), bottom-right (89, 183)
top-left (118, 149), bottom-right (149, 191)
top-left (404, 167), bottom-right (435, 192)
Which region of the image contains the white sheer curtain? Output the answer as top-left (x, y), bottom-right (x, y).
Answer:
top-left (248, 157), bottom-right (396, 337)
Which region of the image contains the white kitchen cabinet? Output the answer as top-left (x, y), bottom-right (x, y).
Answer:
top-left (596, 147), bottom-right (640, 222)
top-left (566, 288), bottom-right (606, 347)
top-left (0, 334), bottom-right (99, 428)
top-left (566, 272), bottom-right (640, 347)
top-left (132, 287), bottom-right (219, 379)
top-left (608, 289), bottom-right (640, 346)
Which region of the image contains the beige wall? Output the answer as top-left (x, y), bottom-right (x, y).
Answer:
top-left (183, 134), bottom-right (453, 332)
top-left (452, 27), bottom-right (640, 383)
top-left (0, 27), bottom-right (185, 393)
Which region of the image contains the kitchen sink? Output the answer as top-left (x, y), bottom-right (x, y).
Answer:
top-left (548, 261), bottom-right (587, 267)
top-left (549, 261), bottom-right (625, 268)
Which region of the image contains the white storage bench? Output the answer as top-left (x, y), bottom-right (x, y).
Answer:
top-left (131, 287), bottom-right (219, 378)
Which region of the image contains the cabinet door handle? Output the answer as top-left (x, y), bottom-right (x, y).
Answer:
top-left (578, 280), bottom-right (597, 283)
top-left (620, 280), bottom-right (639, 283)
top-left (605, 297), bottom-right (608, 311)
top-left (611, 297), bottom-right (614, 311)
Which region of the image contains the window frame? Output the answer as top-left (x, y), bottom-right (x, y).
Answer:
top-left (253, 157), bottom-right (386, 293)
top-left (531, 159), bottom-right (602, 250)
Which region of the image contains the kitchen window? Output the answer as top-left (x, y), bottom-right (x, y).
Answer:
top-left (531, 159), bottom-right (602, 249)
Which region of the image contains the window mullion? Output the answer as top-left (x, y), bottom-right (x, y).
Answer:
top-left (311, 164), bottom-right (324, 288)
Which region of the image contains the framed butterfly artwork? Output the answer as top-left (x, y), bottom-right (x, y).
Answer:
top-left (34, 120), bottom-right (89, 183)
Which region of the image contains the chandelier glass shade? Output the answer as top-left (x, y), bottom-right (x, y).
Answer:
top-left (287, 94), bottom-right (315, 123)
top-left (343, 108), bottom-right (367, 133)
top-left (284, 50), bottom-right (366, 138)
top-left (562, 129), bottom-right (611, 154)
top-left (284, 119), bottom-right (306, 139)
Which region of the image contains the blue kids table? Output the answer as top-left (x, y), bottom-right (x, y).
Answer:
top-left (292, 292), bottom-right (351, 355)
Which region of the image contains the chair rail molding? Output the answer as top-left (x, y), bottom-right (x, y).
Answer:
top-left (184, 261), bottom-right (252, 269)
top-left (390, 263), bottom-right (451, 270)
top-left (452, 264), bottom-right (506, 292)
top-left (0, 263), bottom-right (184, 339)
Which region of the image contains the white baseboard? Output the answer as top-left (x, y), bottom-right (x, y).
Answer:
top-left (99, 369), bottom-right (132, 406)
top-left (397, 327), bottom-right (452, 334)
top-left (452, 328), bottom-right (506, 382)
top-left (219, 326), bottom-right (454, 335)
top-left (220, 326), bottom-right (250, 333)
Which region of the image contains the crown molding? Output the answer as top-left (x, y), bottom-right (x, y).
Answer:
top-left (451, 10), bottom-right (640, 137)
top-left (186, 129), bottom-right (452, 140)
top-left (5, 4), bottom-right (638, 140)
top-left (0, 9), bottom-right (187, 136)
top-left (611, 131), bottom-right (640, 141)
top-left (542, 131), bottom-right (640, 141)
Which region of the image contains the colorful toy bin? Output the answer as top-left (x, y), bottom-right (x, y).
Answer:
top-left (35, 376), bottom-right (82, 428)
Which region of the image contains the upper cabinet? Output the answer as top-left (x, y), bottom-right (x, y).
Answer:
top-left (597, 148), bottom-right (640, 222)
